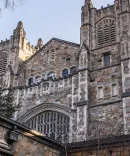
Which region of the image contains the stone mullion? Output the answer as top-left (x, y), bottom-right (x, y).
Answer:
top-left (48, 112), bottom-right (51, 137)
top-left (36, 116), bottom-right (38, 132)
top-left (102, 22), bottom-right (105, 45)
top-left (32, 118), bottom-right (35, 130)
top-left (108, 21), bottom-right (111, 44)
top-left (42, 113), bottom-right (45, 134)
top-left (39, 115), bottom-right (42, 133)
top-left (61, 115), bottom-right (64, 143)
top-left (41, 114), bottom-right (43, 134)
top-left (55, 112), bottom-right (58, 141)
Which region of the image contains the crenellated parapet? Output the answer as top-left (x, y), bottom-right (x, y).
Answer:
top-left (0, 39), bottom-right (10, 51)
top-left (95, 5), bottom-right (115, 22)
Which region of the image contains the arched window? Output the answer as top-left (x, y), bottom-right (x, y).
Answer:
top-left (70, 66), bottom-right (77, 75)
top-left (49, 49), bottom-right (55, 65)
top-left (0, 51), bottom-right (8, 75)
top-left (26, 111), bottom-right (70, 143)
top-left (110, 21), bottom-right (116, 42)
top-left (47, 71), bottom-right (56, 79)
top-left (35, 76), bottom-right (41, 85)
top-left (97, 18), bottom-right (116, 46)
top-left (28, 78), bottom-right (34, 87)
top-left (62, 68), bottom-right (69, 78)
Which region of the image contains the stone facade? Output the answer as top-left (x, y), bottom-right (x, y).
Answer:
top-left (1, 0), bottom-right (130, 144)
top-left (1, 116), bottom-right (130, 156)
top-left (67, 135), bottom-right (130, 156)
top-left (0, 116), bottom-right (64, 156)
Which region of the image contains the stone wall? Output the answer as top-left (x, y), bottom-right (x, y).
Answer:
top-left (0, 116), bottom-right (65, 156)
top-left (25, 39), bottom-right (79, 80)
top-left (1, 0), bottom-right (130, 144)
top-left (67, 135), bottom-right (130, 156)
top-left (13, 135), bottom-right (60, 156)
top-left (68, 145), bottom-right (130, 156)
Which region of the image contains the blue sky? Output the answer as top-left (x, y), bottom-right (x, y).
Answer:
top-left (0, 0), bottom-right (114, 46)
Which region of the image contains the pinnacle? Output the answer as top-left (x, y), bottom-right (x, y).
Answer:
top-left (85, 0), bottom-right (92, 5)
top-left (17, 21), bottom-right (23, 29)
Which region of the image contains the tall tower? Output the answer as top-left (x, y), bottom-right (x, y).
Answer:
top-left (80, 0), bottom-right (93, 47)
top-left (119, 0), bottom-right (130, 134)
top-left (73, 0), bottom-right (93, 141)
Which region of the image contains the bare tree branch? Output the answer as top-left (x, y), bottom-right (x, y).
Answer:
top-left (0, 0), bottom-right (27, 12)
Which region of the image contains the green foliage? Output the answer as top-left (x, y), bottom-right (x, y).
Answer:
top-left (0, 81), bottom-right (20, 118)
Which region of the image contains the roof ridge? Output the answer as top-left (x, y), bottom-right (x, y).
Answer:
top-left (24, 37), bottom-right (80, 63)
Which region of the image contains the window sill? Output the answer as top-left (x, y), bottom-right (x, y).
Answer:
top-left (112, 95), bottom-right (117, 97)
top-left (97, 98), bottom-right (104, 100)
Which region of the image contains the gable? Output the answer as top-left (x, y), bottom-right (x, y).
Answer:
top-left (24, 38), bottom-right (80, 81)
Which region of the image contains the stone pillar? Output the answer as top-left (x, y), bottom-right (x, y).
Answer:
top-left (120, 0), bottom-right (130, 135)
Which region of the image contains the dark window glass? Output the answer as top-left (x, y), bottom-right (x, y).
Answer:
top-left (66, 58), bottom-right (71, 62)
top-left (104, 53), bottom-right (110, 66)
top-left (109, 150), bottom-right (112, 156)
top-left (62, 69), bottom-right (69, 77)
top-left (28, 78), bottom-right (33, 87)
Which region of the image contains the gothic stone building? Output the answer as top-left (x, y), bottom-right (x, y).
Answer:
top-left (0, 0), bottom-right (130, 145)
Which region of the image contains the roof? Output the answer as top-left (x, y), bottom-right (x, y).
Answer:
top-left (0, 116), bottom-right (65, 151)
top-left (25, 37), bottom-right (80, 63)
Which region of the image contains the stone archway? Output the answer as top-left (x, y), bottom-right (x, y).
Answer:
top-left (18, 103), bottom-right (72, 143)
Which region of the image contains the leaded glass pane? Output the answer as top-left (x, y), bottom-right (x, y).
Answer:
top-left (26, 111), bottom-right (70, 143)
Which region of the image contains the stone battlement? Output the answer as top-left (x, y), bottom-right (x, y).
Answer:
top-left (0, 39), bottom-right (10, 48)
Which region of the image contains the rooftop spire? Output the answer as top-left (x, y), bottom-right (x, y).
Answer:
top-left (84, 0), bottom-right (93, 8)
top-left (85, 0), bottom-right (91, 5)
top-left (17, 21), bottom-right (23, 29)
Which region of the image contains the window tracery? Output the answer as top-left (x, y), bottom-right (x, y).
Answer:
top-left (97, 18), bottom-right (116, 46)
top-left (26, 111), bottom-right (70, 143)
top-left (0, 51), bottom-right (8, 75)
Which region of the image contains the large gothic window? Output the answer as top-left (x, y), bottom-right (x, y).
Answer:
top-left (97, 18), bottom-right (116, 46)
top-left (26, 111), bottom-right (70, 143)
top-left (0, 51), bottom-right (8, 75)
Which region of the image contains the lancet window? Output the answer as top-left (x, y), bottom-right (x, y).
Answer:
top-left (97, 18), bottom-right (116, 46)
top-left (49, 49), bottom-right (55, 65)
